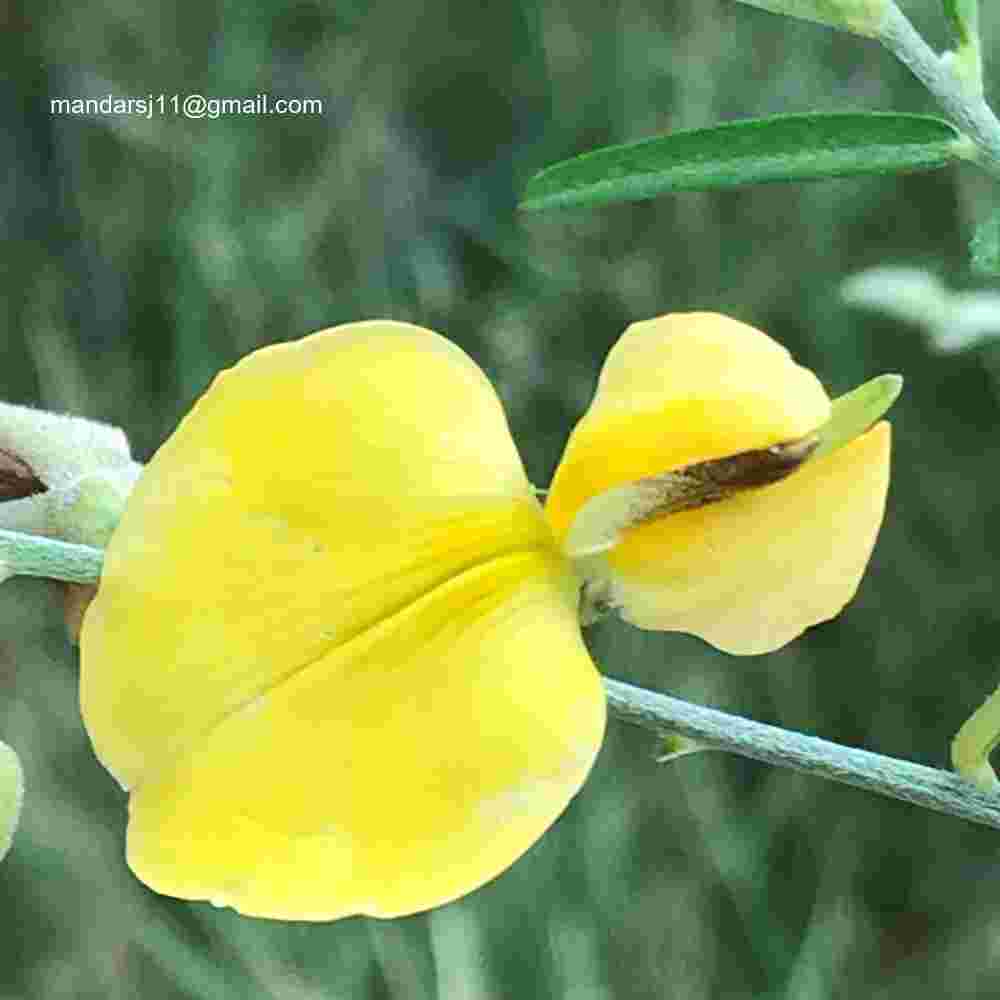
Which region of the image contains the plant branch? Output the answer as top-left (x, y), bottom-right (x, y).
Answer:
top-left (879, 2), bottom-right (1000, 177)
top-left (0, 529), bottom-right (104, 585)
top-left (3, 526), bottom-right (997, 831)
top-left (604, 677), bottom-right (1000, 831)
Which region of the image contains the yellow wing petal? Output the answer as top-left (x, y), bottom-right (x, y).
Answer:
top-left (82, 321), bottom-right (550, 791)
top-left (125, 548), bottom-right (605, 920)
top-left (598, 422), bottom-right (890, 654)
top-left (546, 312), bottom-right (831, 546)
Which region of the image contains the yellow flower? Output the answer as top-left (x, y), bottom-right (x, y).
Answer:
top-left (546, 313), bottom-right (892, 655)
top-left (79, 313), bottom-right (892, 920)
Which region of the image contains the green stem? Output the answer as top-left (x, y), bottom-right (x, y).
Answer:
top-left (0, 528), bottom-right (104, 584)
top-left (604, 678), bottom-right (1000, 831)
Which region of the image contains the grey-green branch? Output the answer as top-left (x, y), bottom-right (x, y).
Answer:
top-left (879, 2), bottom-right (1000, 178)
top-left (0, 529), bottom-right (105, 585)
top-left (604, 677), bottom-right (1000, 830)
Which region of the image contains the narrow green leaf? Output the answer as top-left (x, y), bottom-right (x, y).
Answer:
top-left (813, 374), bottom-right (902, 460)
top-left (520, 113), bottom-right (964, 212)
top-left (971, 209), bottom-right (1000, 277)
top-left (0, 740), bottom-right (24, 862)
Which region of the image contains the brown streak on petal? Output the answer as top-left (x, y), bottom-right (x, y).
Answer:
top-left (0, 448), bottom-right (47, 501)
top-left (636, 433), bottom-right (820, 522)
top-left (694, 434), bottom-right (820, 490)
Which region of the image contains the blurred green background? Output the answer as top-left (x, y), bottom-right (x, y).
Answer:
top-left (3, 0), bottom-right (1000, 996)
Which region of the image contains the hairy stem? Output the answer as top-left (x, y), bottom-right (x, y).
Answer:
top-left (0, 529), bottom-right (104, 585)
top-left (604, 677), bottom-right (1000, 831)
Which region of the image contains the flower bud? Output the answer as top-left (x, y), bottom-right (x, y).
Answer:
top-left (0, 402), bottom-right (141, 550)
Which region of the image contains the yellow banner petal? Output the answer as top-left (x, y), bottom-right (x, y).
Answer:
top-left (82, 322), bottom-right (549, 791)
top-left (125, 549), bottom-right (604, 920)
top-left (599, 422), bottom-right (890, 654)
top-left (80, 321), bottom-right (605, 917)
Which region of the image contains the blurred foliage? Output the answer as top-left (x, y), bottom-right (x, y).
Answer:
top-left (3, 0), bottom-right (1000, 997)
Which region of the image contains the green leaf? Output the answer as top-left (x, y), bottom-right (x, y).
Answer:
top-left (813, 374), bottom-right (902, 460)
top-left (971, 209), bottom-right (1000, 277)
top-left (520, 113), bottom-right (965, 213)
top-left (0, 740), bottom-right (24, 863)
